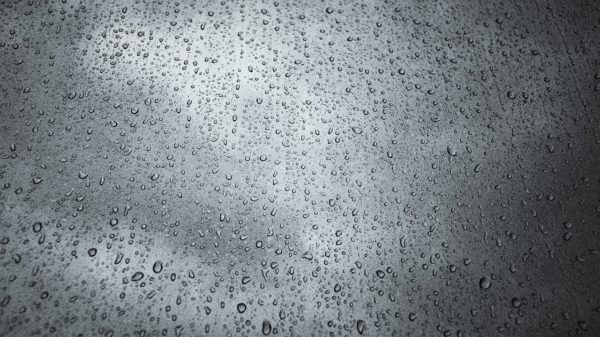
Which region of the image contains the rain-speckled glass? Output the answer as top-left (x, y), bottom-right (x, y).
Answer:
top-left (1, 0), bottom-right (599, 336)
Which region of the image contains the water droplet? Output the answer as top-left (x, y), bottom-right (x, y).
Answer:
top-left (479, 277), bottom-right (491, 289)
top-left (262, 320), bottom-right (272, 335)
top-left (131, 272), bottom-right (144, 282)
top-left (356, 320), bottom-right (366, 334)
top-left (152, 261), bottom-right (163, 273)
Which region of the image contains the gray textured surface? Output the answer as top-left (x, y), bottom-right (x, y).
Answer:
top-left (1, 0), bottom-right (600, 336)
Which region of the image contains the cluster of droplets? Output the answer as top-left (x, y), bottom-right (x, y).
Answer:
top-left (0, 0), bottom-right (599, 336)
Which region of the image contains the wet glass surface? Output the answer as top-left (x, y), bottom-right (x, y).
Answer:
top-left (1, 0), bottom-right (600, 336)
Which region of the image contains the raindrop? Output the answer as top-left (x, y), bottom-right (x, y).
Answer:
top-left (152, 261), bottom-right (163, 273)
top-left (131, 272), bottom-right (144, 282)
top-left (262, 320), bottom-right (272, 335)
